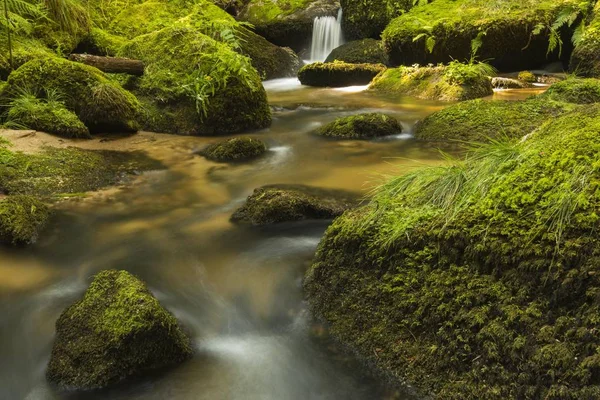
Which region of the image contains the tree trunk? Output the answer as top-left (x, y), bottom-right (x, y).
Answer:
top-left (68, 54), bottom-right (144, 76)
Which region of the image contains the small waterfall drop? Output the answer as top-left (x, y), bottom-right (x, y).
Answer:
top-left (310, 8), bottom-right (343, 62)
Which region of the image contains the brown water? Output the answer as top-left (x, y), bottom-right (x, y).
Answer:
top-left (0, 80), bottom-right (541, 400)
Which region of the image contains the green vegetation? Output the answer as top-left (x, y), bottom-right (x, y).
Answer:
top-left (199, 136), bottom-right (267, 162)
top-left (570, 1), bottom-right (600, 76)
top-left (316, 113), bottom-right (401, 139)
top-left (2, 57), bottom-right (140, 133)
top-left (231, 184), bottom-right (358, 225)
top-left (340, 0), bottom-right (412, 40)
top-left (47, 270), bottom-right (193, 389)
top-left (325, 39), bottom-right (390, 66)
top-left (0, 195), bottom-right (50, 244)
top-left (305, 104), bottom-right (600, 399)
top-left (540, 77), bottom-right (600, 104)
top-left (518, 71), bottom-right (537, 83)
top-left (382, 0), bottom-right (587, 71)
top-left (298, 61), bottom-right (386, 87)
top-left (369, 61), bottom-right (495, 101)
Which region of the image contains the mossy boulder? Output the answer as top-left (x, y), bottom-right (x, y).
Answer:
top-left (6, 96), bottom-right (90, 139)
top-left (0, 195), bottom-right (51, 245)
top-left (238, 28), bottom-right (301, 79)
top-left (316, 113), bottom-right (401, 139)
top-left (340, 0), bottom-right (411, 40)
top-left (199, 137), bottom-right (267, 162)
top-left (3, 57), bottom-right (140, 133)
top-left (570, 2), bottom-right (600, 77)
top-left (491, 77), bottom-right (533, 89)
top-left (539, 78), bottom-right (600, 104)
top-left (121, 25), bottom-right (271, 135)
top-left (518, 71), bottom-right (537, 83)
top-left (47, 270), bottom-right (192, 390)
top-left (298, 61), bottom-right (386, 87)
top-left (238, 0), bottom-right (340, 51)
top-left (0, 38), bottom-right (55, 80)
top-left (382, 0), bottom-right (582, 71)
top-left (414, 97), bottom-right (572, 142)
top-left (305, 104), bottom-right (600, 399)
top-left (369, 62), bottom-right (494, 101)
top-left (325, 39), bottom-right (390, 65)
top-left (231, 184), bottom-right (358, 225)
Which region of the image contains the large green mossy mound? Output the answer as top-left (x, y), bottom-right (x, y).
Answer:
top-left (316, 113), bottom-right (401, 139)
top-left (340, 0), bottom-right (411, 40)
top-left (369, 62), bottom-right (494, 101)
top-left (325, 39), bottom-right (390, 66)
top-left (5, 95), bottom-right (90, 139)
top-left (47, 270), bottom-right (193, 390)
top-left (3, 57), bottom-right (140, 133)
top-left (231, 184), bottom-right (358, 225)
top-left (238, 0), bottom-right (339, 50)
top-left (298, 62), bottom-right (386, 87)
top-left (570, 2), bottom-right (600, 77)
top-left (0, 195), bottom-right (51, 245)
top-left (305, 105), bottom-right (600, 399)
top-left (540, 78), bottom-right (600, 104)
top-left (199, 136), bottom-right (267, 162)
top-left (382, 0), bottom-right (583, 71)
top-left (121, 25), bottom-right (271, 135)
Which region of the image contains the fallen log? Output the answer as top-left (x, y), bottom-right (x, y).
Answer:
top-left (68, 54), bottom-right (144, 76)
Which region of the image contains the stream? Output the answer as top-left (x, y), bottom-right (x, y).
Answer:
top-left (0, 79), bottom-right (543, 400)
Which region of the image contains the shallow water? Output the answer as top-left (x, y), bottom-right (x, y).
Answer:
top-left (0, 80), bottom-right (540, 400)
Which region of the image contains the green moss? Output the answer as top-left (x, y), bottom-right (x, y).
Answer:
top-left (240, 0), bottom-right (314, 23)
top-left (382, 0), bottom-right (584, 71)
top-left (316, 113), bottom-right (401, 139)
top-left (231, 184), bottom-right (358, 225)
top-left (305, 104), bottom-right (600, 399)
top-left (570, 2), bottom-right (600, 76)
top-left (325, 39), bottom-right (390, 65)
top-left (340, 0), bottom-right (412, 40)
top-left (540, 77), bottom-right (600, 104)
top-left (0, 195), bottom-right (51, 245)
top-left (47, 270), bottom-right (192, 389)
top-left (414, 97), bottom-right (573, 142)
top-left (369, 62), bottom-right (494, 101)
top-left (0, 38), bottom-right (55, 80)
top-left (0, 142), bottom-right (162, 197)
top-left (79, 28), bottom-right (130, 56)
top-left (6, 95), bottom-right (90, 139)
top-left (298, 61), bottom-right (386, 87)
top-left (121, 25), bottom-right (271, 135)
top-left (518, 71), bottom-right (537, 83)
top-left (3, 57), bottom-right (140, 133)
top-left (199, 136), bottom-right (267, 162)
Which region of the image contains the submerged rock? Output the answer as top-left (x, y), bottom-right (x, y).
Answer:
top-left (369, 62), bottom-right (493, 101)
top-left (316, 113), bottom-right (401, 139)
top-left (231, 184), bottom-right (358, 225)
top-left (325, 39), bottom-right (390, 66)
top-left (198, 137), bottom-right (267, 162)
top-left (2, 57), bottom-right (140, 134)
top-left (0, 195), bottom-right (51, 245)
top-left (47, 270), bottom-right (192, 390)
top-left (298, 61), bottom-right (386, 87)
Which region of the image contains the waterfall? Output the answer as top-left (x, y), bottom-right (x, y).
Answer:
top-left (310, 9), bottom-right (343, 62)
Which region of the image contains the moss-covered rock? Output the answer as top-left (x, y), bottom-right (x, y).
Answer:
top-left (340, 0), bottom-right (411, 40)
top-left (570, 2), bottom-right (600, 77)
top-left (491, 77), bottom-right (533, 89)
top-left (3, 57), bottom-right (140, 133)
top-left (121, 25), bottom-right (271, 135)
top-left (382, 0), bottom-right (583, 71)
top-left (199, 136), bottom-right (267, 162)
top-left (325, 39), bottom-right (390, 65)
top-left (238, 0), bottom-right (340, 51)
top-left (237, 28), bottom-right (301, 79)
top-left (540, 77), bottom-right (600, 104)
top-left (518, 71), bottom-right (537, 83)
top-left (0, 195), bottom-right (51, 245)
top-left (6, 96), bottom-right (90, 139)
top-left (298, 61), bottom-right (386, 87)
top-left (0, 38), bottom-right (56, 80)
top-left (316, 113), bottom-right (401, 139)
top-left (414, 97), bottom-right (572, 142)
top-left (369, 62), bottom-right (494, 101)
top-left (231, 184), bottom-right (358, 225)
top-left (47, 270), bottom-right (192, 390)
top-left (305, 104), bottom-right (600, 399)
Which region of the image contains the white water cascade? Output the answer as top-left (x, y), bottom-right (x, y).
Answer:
top-left (309, 8), bottom-right (343, 62)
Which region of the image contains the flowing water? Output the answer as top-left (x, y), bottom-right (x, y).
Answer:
top-left (0, 81), bottom-right (544, 400)
top-left (310, 9), bottom-right (343, 62)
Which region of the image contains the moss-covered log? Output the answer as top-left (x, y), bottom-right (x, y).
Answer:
top-left (325, 39), bottom-right (390, 65)
top-left (68, 54), bottom-right (145, 76)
